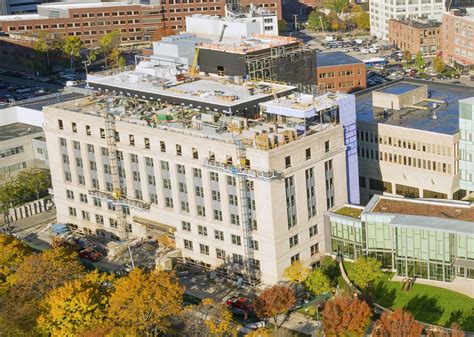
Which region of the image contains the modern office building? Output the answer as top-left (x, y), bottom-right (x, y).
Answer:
top-left (388, 18), bottom-right (441, 56)
top-left (369, 0), bottom-right (445, 39)
top-left (460, 97), bottom-right (474, 195)
top-left (356, 81), bottom-right (474, 204)
top-left (0, 106), bottom-right (48, 175)
top-left (43, 60), bottom-right (359, 284)
top-left (441, 9), bottom-right (474, 72)
top-left (316, 52), bottom-right (366, 94)
top-left (326, 195), bottom-right (474, 284)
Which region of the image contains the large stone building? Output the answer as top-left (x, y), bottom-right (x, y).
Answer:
top-left (442, 9), bottom-right (474, 72)
top-left (369, 0), bottom-right (445, 39)
top-left (356, 81), bottom-right (474, 204)
top-left (43, 61), bottom-right (358, 284)
top-left (388, 18), bottom-right (441, 56)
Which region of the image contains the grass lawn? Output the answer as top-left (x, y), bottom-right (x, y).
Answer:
top-left (343, 262), bottom-right (474, 330)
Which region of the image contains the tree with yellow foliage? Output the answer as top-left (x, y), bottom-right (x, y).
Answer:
top-left (0, 234), bottom-right (30, 291)
top-left (37, 270), bottom-right (113, 337)
top-left (283, 260), bottom-right (310, 285)
top-left (245, 327), bottom-right (271, 337)
top-left (107, 268), bottom-right (183, 336)
top-left (183, 298), bottom-right (238, 336)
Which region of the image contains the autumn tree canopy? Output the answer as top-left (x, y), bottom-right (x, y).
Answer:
top-left (183, 298), bottom-right (237, 336)
top-left (37, 270), bottom-right (113, 337)
top-left (0, 234), bottom-right (30, 290)
top-left (348, 257), bottom-right (383, 289)
top-left (283, 260), bottom-right (310, 284)
top-left (305, 269), bottom-right (332, 295)
top-left (372, 309), bottom-right (423, 337)
top-left (107, 268), bottom-right (184, 336)
top-left (254, 285), bottom-right (296, 329)
top-left (321, 295), bottom-right (372, 336)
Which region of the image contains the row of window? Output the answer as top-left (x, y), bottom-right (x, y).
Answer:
top-left (0, 145), bottom-right (24, 159)
top-left (358, 146), bottom-right (452, 174)
top-left (357, 129), bottom-right (453, 157)
top-left (0, 161), bottom-right (27, 175)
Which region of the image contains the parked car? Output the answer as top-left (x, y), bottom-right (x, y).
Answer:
top-left (360, 48), bottom-right (370, 54)
top-left (226, 296), bottom-right (254, 312)
top-left (79, 248), bottom-right (103, 262)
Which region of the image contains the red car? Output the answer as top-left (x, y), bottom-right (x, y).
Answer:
top-left (79, 248), bottom-right (103, 262)
top-left (226, 296), bottom-right (254, 312)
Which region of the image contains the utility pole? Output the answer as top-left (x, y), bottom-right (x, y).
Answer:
top-left (293, 15), bottom-right (298, 31)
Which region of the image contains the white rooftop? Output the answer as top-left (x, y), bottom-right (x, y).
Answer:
top-left (0, 14), bottom-right (40, 21)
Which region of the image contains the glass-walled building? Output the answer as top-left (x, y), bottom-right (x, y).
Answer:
top-left (460, 97), bottom-right (474, 194)
top-left (326, 195), bottom-right (474, 283)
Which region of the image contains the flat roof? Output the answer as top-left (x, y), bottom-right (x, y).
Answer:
top-left (89, 70), bottom-right (294, 109)
top-left (389, 214), bottom-right (474, 236)
top-left (390, 18), bottom-right (441, 29)
top-left (316, 52), bottom-right (363, 67)
top-left (38, 2), bottom-right (129, 10)
top-left (198, 34), bottom-right (300, 54)
top-left (378, 83), bottom-right (421, 95)
top-left (333, 206), bottom-right (364, 219)
top-left (356, 81), bottom-right (474, 134)
top-left (0, 122), bottom-right (42, 141)
top-left (371, 197), bottom-right (474, 222)
top-left (0, 14), bottom-right (40, 21)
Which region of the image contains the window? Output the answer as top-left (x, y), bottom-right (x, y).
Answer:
top-left (93, 197), bottom-right (102, 207)
top-left (309, 224), bottom-right (318, 237)
top-left (212, 190), bottom-right (221, 201)
top-left (233, 253), bottom-right (243, 265)
top-left (145, 157), bottom-right (154, 167)
top-left (195, 186), bottom-right (204, 197)
top-left (163, 179), bottom-right (171, 189)
top-left (311, 243), bottom-right (320, 256)
top-left (184, 239), bottom-right (193, 250)
top-left (192, 148), bottom-right (198, 159)
top-left (197, 205), bottom-right (206, 217)
top-left (325, 141), bottom-right (330, 152)
top-left (291, 253), bottom-right (300, 263)
top-left (200, 244), bottom-right (209, 255)
top-left (58, 119), bottom-right (63, 129)
top-left (81, 210), bottom-right (90, 220)
top-left (85, 125), bottom-right (91, 136)
top-left (79, 193), bottom-right (88, 203)
top-left (177, 164), bottom-right (186, 174)
top-left (289, 234), bottom-right (299, 248)
top-left (216, 248), bottom-right (226, 259)
top-left (198, 225), bottom-right (207, 236)
top-left (227, 176), bottom-right (236, 186)
top-left (176, 144), bottom-right (182, 156)
top-left (95, 214), bottom-right (104, 224)
top-left (165, 197), bottom-right (174, 208)
top-left (229, 194), bottom-right (238, 206)
top-left (306, 148), bottom-right (311, 160)
top-left (214, 230), bottom-right (224, 241)
top-left (210, 172), bottom-right (219, 182)
top-left (285, 156), bottom-right (291, 168)
top-left (66, 189), bottom-right (74, 199)
top-left (161, 161), bottom-right (169, 171)
top-left (68, 207), bottom-right (77, 217)
top-left (230, 214), bottom-right (240, 226)
top-left (129, 134), bottom-right (135, 146)
top-left (72, 122), bottom-right (77, 133)
top-left (160, 141), bottom-right (166, 152)
top-left (130, 154), bottom-right (138, 163)
top-left (213, 209), bottom-right (222, 221)
top-left (193, 168), bottom-right (202, 178)
top-left (179, 183), bottom-right (187, 193)
top-left (251, 240), bottom-right (259, 251)
top-left (231, 234), bottom-right (241, 246)
top-left (87, 144), bottom-right (94, 153)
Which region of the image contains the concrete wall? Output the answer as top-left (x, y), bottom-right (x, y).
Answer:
top-left (198, 49), bottom-right (247, 76)
top-left (0, 106), bottom-right (44, 127)
top-left (372, 85), bottom-right (427, 110)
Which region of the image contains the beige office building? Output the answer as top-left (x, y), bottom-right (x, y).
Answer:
top-left (356, 82), bottom-right (471, 204)
top-left (43, 72), bottom-right (352, 284)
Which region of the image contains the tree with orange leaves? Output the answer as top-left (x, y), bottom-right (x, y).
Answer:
top-left (321, 294), bottom-right (372, 336)
top-left (373, 309), bottom-right (423, 337)
top-left (254, 285), bottom-right (296, 330)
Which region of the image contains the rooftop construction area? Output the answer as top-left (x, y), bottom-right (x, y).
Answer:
top-left (356, 81), bottom-right (474, 134)
top-left (50, 90), bottom-right (342, 151)
top-left (197, 35), bottom-right (300, 54)
top-left (88, 65), bottom-right (295, 113)
top-left (370, 197), bottom-right (474, 223)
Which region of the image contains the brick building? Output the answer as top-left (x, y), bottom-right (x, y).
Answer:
top-left (316, 52), bottom-right (366, 93)
top-left (442, 9), bottom-right (474, 71)
top-left (388, 18), bottom-right (441, 57)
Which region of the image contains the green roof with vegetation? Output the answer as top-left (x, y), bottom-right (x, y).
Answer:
top-left (334, 206), bottom-right (363, 219)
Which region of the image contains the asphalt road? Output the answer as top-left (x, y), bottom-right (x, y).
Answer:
top-left (0, 74), bottom-right (62, 92)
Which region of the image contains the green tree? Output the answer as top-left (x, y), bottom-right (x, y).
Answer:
top-left (320, 256), bottom-right (340, 286)
top-left (432, 56), bottom-right (445, 74)
top-left (305, 269), bottom-right (331, 295)
top-left (307, 9), bottom-right (330, 31)
top-left (99, 30), bottom-right (121, 68)
top-left (63, 36), bottom-right (84, 70)
top-left (283, 260), bottom-right (310, 284)
top-left (0, 234), bottom-right (30, 291)
top-left (16, 168), bottom-right (51, 201)
top-left (325, 0), bottom-right (349, 13)
top-left (37, 271), bottom-right (113, 337)
top-left (278, 20), bottom-right (288, 32)
top-left (107, 268), bottom-right (184, 335)
top-left (414, 51), bottom-right (426, 72)
top-left (348, 257), bottom-right (383, 290)
top-left (352, 5), bottom-right (370, 30)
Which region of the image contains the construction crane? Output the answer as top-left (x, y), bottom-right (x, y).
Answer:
top-left (189, 48), bottom-right (200, 76)
top-left (89, 97), bottom-right (150, 240)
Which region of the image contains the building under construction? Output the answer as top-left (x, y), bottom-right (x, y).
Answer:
top-left (43, 65), bottom-right (356, 284)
